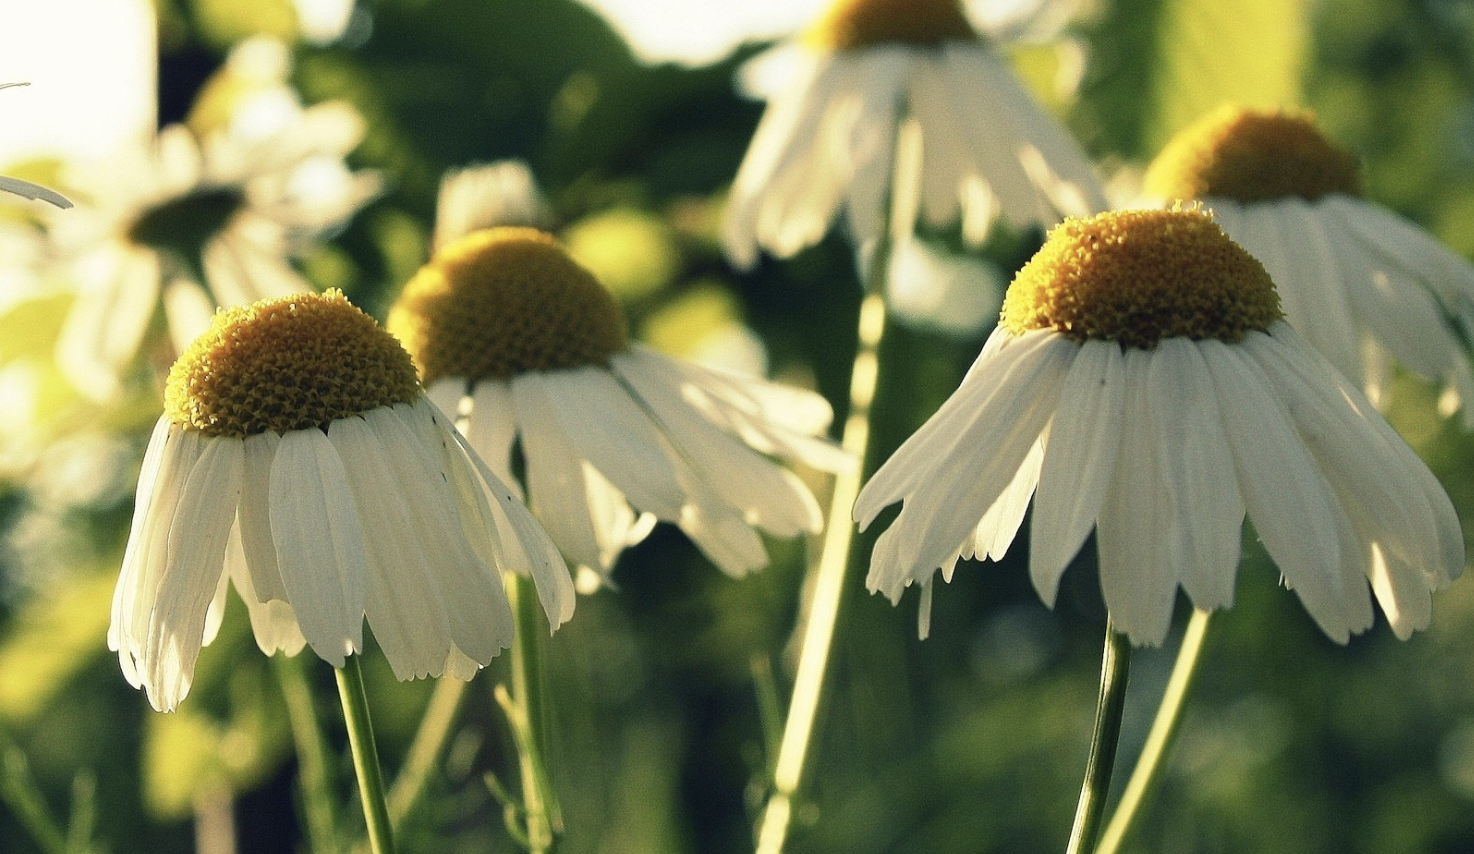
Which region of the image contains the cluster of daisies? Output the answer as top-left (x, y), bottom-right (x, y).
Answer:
top-left (2, 0), bottom-right (1469, 718)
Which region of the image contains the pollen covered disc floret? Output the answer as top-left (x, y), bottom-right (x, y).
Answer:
top-left (805, 0), bottom-right (976, 51)
top-left (1144, 106), bottom-right (1361, 204)
top-left (166, 289), bottom-right (422, 437)
top-left (1001, 208), bottom-right (1283, 350)
top-left (388, 227), bottom-right (628, 386)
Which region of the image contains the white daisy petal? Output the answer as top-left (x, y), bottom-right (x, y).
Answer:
top-left (513, 375), bottom-right (611, 571)
top-left (1203, 338), bottom-right (1366, 641)
top-left (144, 436), bottom-right (243, 711)
top-left (1147, 338), bottom-right (1243, 612)
top-left (1029, 339), bottom-right (1123, 606)
top-left (226, 528), bottom-right (307, 656)
top-left (466, 380), bottom-right (521, 497)
top-left (426, 377), bottom-right (469, 424)
top-left (537, 366), bottom-right (686, 520)
top-left (1095, 348), bottom-right (1179, 647)
top-left (268, 428), bottom-right (367, 667)
top-left (238, 430), bottom-right (288, 603)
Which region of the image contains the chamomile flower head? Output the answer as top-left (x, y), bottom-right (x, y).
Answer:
top-left (857, 208), bottom-right (1464, 646)
top-left (110, 290), bottom-right (570, 712)
top-left (50, 89), bottom-right (380, 403)
top-left (388, 227), bottom-right (854, 580)
top-left (1144, 106), bottom-right (1474, 427)
top-left (723, 0), bottom-right (1106, 269)
top-left (0, 83), bottom-right (72, 209)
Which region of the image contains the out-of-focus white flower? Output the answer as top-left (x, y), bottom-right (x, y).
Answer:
top-left (110, 290), bottom-right (571, 712)
top-left (434, 161), bottom-right (553, 252)
top-left (1144, 106), bottom-right (1474, 427)
top-left (388, 227), bottom-right (853, 580)
top-left (50, 87), bottom-right (380, 402)
top-left (876, 236), bottom-right (1004, 338)
top-left (723, 0), bottom-right (1106, 269)
top-left (857, 209), bottom-right (1463, 645)
top-left (0, 84), bottom-right (72, 208)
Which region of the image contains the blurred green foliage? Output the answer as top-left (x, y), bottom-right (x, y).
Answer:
top-left (3, 0), bottom-right (1474, 853)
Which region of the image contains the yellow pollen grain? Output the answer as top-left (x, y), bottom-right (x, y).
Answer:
top-left (1145, 106), bottom-right (1361, 204)
top-left (386, 227), bottom-right (628, 386)
top-left (1000, 208), bottom-right (1282, 350)
top-left (165, 290), bottom-right (422, 438)
top-left (805, 0), bottom-right (975, 51)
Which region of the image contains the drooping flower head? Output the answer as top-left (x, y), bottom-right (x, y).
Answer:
top-left (723, 0), bottom-right (1106, 268)
top-left (388, 227), bottom-right (853, 581)
top-left (111, 289), bottom-right (570, 712)
top-left (858, 207), bottom-right (1463, 645)
top-left (1144, 106), bottom-right (1474, 427)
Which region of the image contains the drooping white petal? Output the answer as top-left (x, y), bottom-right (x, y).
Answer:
top-left (143, 435), bottom-right (243, 711)
top-left (512, 375), bottom-right (613, 571)
top-left (1095, 348), bottom-right (1179, 647)
top-left (426, 376), bottom-right (469, 424)
top-left (676, 462), bottom-right (771, 577)
top-left (1147, 339), bottom-right (1244, 612)
top-left (856, 327), bottom-right (1057, 528)
top-left (537, 366), bottom-right (686, 519)
top-left (383, 402), bottom-right (518, 664)
top-left (1203, 337), bottom-right (1369, 642)
top-left (328, 411), bottom-right (457, 679)
top-left (1029, 339), bottom-right (1123, 606)
top-left (877, 332), bottom-right (1072, 586)
top-left (57, 246), bottom-right (161, 401)
top-left (111, 421), bottom-right (200, 687)
top-left (466, 380), bottom-right (521, 498)
top-left (269, 427), bottom-right (367, 667)
top-left (1248, 325), bottom-right (1463, 596)
top-left (612, 351), bottom-right (821, 538)
top-left (238, 430), bottom-right (288, 603)
top-left (444, 409), bottom-right (576, 629)
top-left (226, 526), bottom-right (307, 656)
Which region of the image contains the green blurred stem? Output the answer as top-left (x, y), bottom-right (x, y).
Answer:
top-left (387, 676), bottom-right (469, 826)
top-left (507, 573), bottom-right (561, 853)
top-left (0, 730), bottom-right (69, 854)
top-left (1095, 609), bottom-right (1212, 854)
top-left (1064, 621), bottom-right (1132, 854)
top-left (335, 657), bottom-right (398, 854)
top-left (754, 239), bottom-right (891, 854)
top-left (275, 655), bottom-right (340, 854)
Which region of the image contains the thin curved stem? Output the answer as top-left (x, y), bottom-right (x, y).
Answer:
top-left (335, 657), bottom-right (398, 854)
top-left (507, 573), bottom-right (560, 854)
top-left (1064, 621), bottom-right (1132, 854)
top-left (754, 267), bottom-right (890, 854)
top-left (1094, 609), bottom-right (1212, 854)
top-left (387, 677), bottom-right (469, 826)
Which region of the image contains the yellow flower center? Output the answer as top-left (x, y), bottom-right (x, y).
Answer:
top-left (1000, 208), bottom-right (1282, 350)
top-left (386, 227), bottom-right (628, 386)
top-left (805, 0), bottom-right (976, 51)
top-left (165, 290), bottom-right (421, 438)
top-left (1144, 106), bottom-right (1361, 204)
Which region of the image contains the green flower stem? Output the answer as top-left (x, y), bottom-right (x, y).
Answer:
top-left (335, 656), bottom-right (398, 854)
top-left (507, 573), bottom-right (561, 853)
top-left (275, 656), bottom-right (341, 854)
top-left (387, 676), bottom-right (469, 826)
top-left (755, 244), bottom-right (891, 854)
top-left (1064, 621), bottom-right (1133, 854)
top-left (0, 729), bottom-right (69, 854)
top-left (1095, 609), bottom-right (1213, 854)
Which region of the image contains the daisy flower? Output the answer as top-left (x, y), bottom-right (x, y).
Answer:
top-left (722, 0), bottom-right (1107, 268)
top-left (109, 290), bottom-right (571, 712)
top-left (0, 83), bottom-right (72, 208)
top-left (1143, 106), bottom-right (1474, 426)
top-left (51, 99), bottom-right (380, 402)
top-left (855, 208), bottom-right (1464, 646)
top-left (386, 227), bottom-right (854, 580)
